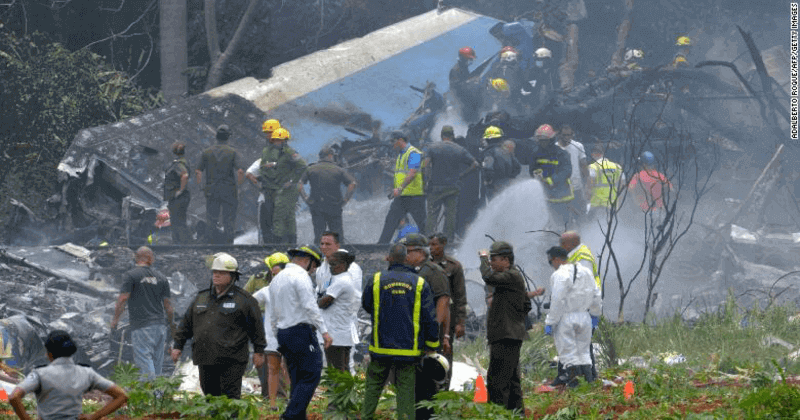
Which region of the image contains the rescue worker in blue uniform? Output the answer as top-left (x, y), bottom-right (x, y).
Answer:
top-left (361, 243), bottom-right (440, 420)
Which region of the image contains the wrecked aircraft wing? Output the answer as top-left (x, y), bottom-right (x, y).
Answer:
top-left (56, 94), bottom-right (268, 244)
top-left (52, 8), bottom-right (505, 245)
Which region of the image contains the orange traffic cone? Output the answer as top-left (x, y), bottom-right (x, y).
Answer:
top-left (0, 388), bottom-right (8, 401)
top-left (473, 374), bottom-right (488, 403)
top-left (623, 380), bottom-right (634, 400)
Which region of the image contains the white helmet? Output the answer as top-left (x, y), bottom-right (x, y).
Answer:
top-left (624, 49), bottom-right (644, 61)
top-left (211, 253), bottom-right (239, 272)
top-left (500, 51), bottom-right (518, 62)
top-left (535, 47), bottom-right (552, 58)
top-left (421, 353), bottom-right (450, 385)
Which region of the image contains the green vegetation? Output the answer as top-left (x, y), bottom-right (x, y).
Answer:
top-left (0, 30), bottom-right (162, 229)
top-left (0, 299), bottom-right (798, 419)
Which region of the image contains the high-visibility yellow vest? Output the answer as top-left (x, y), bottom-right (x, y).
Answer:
top-left (589, 158), bottom-right (622, 209)
top-left (568, 244), bottom-right (601, 290)
top-left (369, 272), bottom-right (438, 356)
top-left (394, 145), bottom-right (424, 196)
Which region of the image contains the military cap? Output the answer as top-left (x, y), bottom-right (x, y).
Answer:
top-left (489, 241), bottom-right (514, 256)
top-left (216, 124), bottom-right (231, 140)
top-left (400, 233), bottom-right (429, 248)
top-left (441, 125), bottom-right (455, 137)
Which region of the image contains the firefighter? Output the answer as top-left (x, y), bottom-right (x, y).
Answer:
top-left (529, 124), bottom-right (574, 229)
top-left (361, 243), bottom-right (439, 420)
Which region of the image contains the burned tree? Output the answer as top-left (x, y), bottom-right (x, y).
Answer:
top-left (595, 92), bottom-right (717, 323)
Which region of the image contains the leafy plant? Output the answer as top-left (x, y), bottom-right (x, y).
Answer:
top-left (416, 390), bottom-right (523, 420)
top-left (109, 362), bottom-right (186, 416)
top-left (177, 394), bottom-right (262, 419)
top-left (320, 366), bottom-right (365, 418)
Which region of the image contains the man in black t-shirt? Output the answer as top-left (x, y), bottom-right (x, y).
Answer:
top-left (111, 247), bottom-right (174, 379)
top-left (423, 126), bottom-right (479, 239)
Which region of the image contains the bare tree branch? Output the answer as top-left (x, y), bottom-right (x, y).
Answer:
top-left (80, 0), bottom-right (157, 50)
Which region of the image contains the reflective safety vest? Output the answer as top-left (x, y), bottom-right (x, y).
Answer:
top-left (394, 145), bottom-right (424, 196)
top-left (589, 158), bottom-right (622, 209)
top-left (368, 271), bottom-right (439, 358)
top-left (568, 244), bottom-right (601, 290)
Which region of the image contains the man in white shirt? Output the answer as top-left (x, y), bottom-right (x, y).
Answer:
top-left (245, 159), bottom-right (266, 243)
top-left (269, 244), bottom-right (332, 420)
top-left (317, 250), bottom-right (358, 373)
top-left (317, 231), bottom-right (363, 296)
top-left (317, 231), bottom-right (364, 372)
top-left (556, 125), bottom-right (588, 222)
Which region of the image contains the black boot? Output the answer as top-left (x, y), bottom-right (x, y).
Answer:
top-left (565, 366), bottom-right (581, 388)
top-left (550, 361), bottom-right (568, 386)
top-left (580, 364), bottom-right (595, 383)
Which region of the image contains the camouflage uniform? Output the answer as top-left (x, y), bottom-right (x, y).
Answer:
top-left (259, 142), bottom-right (307, 243)
top-left (164, 157), bottom-right (191, 244)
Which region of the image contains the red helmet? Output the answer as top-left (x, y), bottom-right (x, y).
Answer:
top-left (535, 124), bottom-right (556, 139)
top-left (458, 47), bottom-right (476, 59)
top-left (500, 46), bottom-right (518, 55)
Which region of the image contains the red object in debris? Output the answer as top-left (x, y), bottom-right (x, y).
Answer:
top-left (623, 380), bottom-right (634, 400)
top-left (535, 384), bottom-right (556, 393)
top-left (155, 209), bottom-right (171, 228)
top-left (473, 374), bottom-right (488, 403)
top-left (0, 387), bottom-right (8, 401)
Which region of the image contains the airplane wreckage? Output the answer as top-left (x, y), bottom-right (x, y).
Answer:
top-left (0, 5), bottom-right (798, 390)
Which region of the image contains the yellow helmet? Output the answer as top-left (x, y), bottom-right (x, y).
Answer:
top-left (676, 36), bottom-right (691, 46)
top-left (673, 55), bottom-right (688, 66)
top-left (271, 127), bottom-right (291, 140)
top-left (483, 125), bottom-right (504, 140)
top-left (264, 252), bottom-right (290, 270)
top-left (262, 119), bottom-right (281, 133)
top-left (491, 78), bottom-right (510, 92)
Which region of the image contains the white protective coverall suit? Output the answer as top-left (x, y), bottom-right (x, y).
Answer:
top-left (545, 263), bottom-right (602, 368)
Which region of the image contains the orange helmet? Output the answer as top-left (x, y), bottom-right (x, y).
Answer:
top-left (534, 124), bottom-right (556, 139)
top-left (262, 119), bottom-right (281, 133)
top-left (458, 47), bottom-right (476, 59)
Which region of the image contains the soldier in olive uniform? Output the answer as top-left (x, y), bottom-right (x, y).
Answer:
top-left (195, 125), bottom-right (244, 244)
top-left (172, 253), bottom-right (266, 399)
top-left (298, 146), bottom-right (357, 244)
top-left (164, 142), bottom-right (191, 244)
top-left (258, 128), bottom-right (307, 244)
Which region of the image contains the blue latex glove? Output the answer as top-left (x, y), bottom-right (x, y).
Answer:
top-left (591, 316), bottom-right (600, 329)
top-left (544, 325), bottom-right (552, 336)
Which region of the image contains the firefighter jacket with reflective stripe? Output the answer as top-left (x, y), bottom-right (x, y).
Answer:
top-left (567, 244), bottom-right (601, 290)
top-left (394, 145), bottom-right (424, 196)
top-left (529, 145), bottom-right (574, 202)
top-left (588, 158), bottom-right (622, 209)
top-left (361, 264), bottom-right (439, 361)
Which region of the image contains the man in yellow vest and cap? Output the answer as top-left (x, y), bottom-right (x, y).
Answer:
top-left (378, 131), bottom-right (426, 244)
top-left (587, 143), bottom-right (625, 219)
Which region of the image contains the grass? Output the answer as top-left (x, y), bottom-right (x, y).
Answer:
top-left (1, 296), bottom-right (799, 419)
